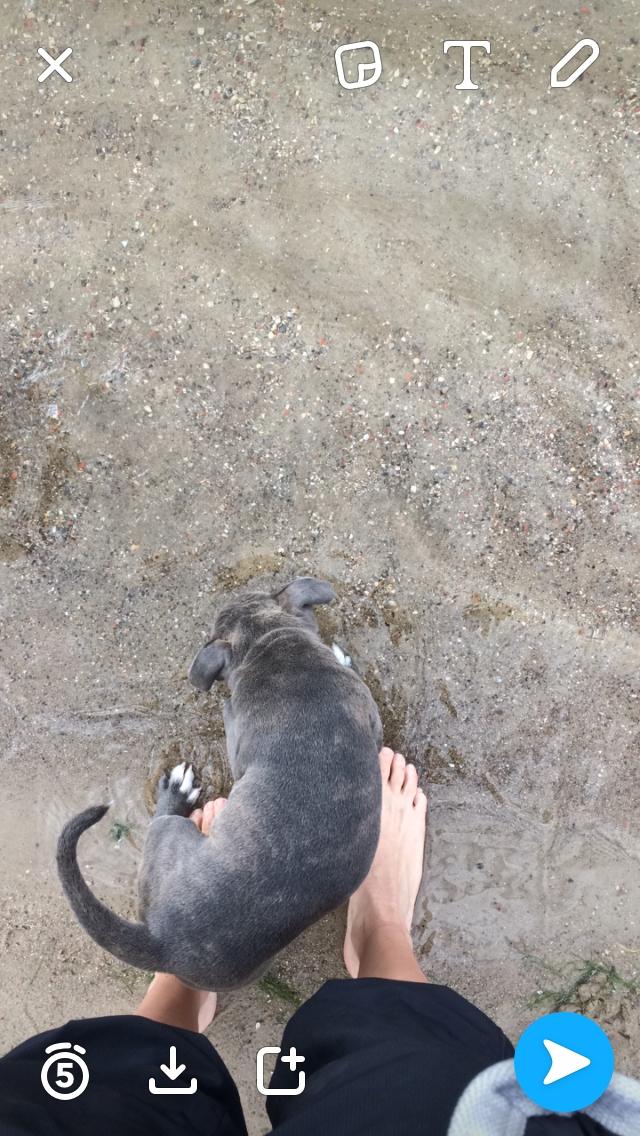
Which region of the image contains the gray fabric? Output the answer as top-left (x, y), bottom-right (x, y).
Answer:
top-left (589, 1072), bottom-right (640, 1136)
top-left (447, 1058), bottom-right (640, 1136)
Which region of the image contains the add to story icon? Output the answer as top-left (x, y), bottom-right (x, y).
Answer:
top-left (257, 1046), bottom-right (306, 1096)
top-left (335, 41), bottom-right (382, 90)
top-left (149, 1046), bottom-right (197, 1095)
top-left (41, 1043), bottom-right (90, 1101)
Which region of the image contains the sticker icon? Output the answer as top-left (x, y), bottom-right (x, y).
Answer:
top-left (514, 1012), bottom-right (614, 1112)
top-left (41, 1043), bottom-right (90, 1101)
top-left (335, 41), bottom-right (382, 90)
top-left (257, 1046), bottom-right (306, 1096)
top-left (149, 1046), bottom-right (197, 1095)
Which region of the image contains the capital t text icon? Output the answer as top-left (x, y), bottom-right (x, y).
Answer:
top-left (443, 41), bottom-right (491, 90)
top-left (335, 41), bottom-right (382, 90)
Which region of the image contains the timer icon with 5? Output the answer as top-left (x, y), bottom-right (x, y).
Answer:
top-left (41, 1043), bottom-right (90, 1101)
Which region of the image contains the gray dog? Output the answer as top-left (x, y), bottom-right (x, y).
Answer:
top-left (57, 578), bottom-right (383, 989)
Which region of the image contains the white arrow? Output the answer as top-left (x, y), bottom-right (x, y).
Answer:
top-left (160, 1046), bottom-right (186, 1081)
top-left (543, 1039), bottom-right (591, 1085)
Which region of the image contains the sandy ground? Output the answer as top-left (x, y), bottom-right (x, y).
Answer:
top-left (1, 0), bottom-right (639, 1129)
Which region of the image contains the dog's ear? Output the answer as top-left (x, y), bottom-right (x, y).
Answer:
top-left (274, 577), bottom-right (336, 613)
top-left (188, 640), bottom-right (231, 691)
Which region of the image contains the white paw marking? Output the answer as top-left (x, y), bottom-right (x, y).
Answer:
top-left (168, 762), bottom-right (200, 802)
top-left (332, 642), bottom-right (352, 668)
top-left (170, 761), bottom-right (186, 786)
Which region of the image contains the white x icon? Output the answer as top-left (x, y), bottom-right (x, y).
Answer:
top-left (37, 47), bottom-right (73, 84)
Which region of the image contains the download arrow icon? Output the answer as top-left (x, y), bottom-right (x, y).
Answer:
top-left (160, 1047), bottom-right (186, 1081)
top-left (149, 1047), bottom-right (198, 1095)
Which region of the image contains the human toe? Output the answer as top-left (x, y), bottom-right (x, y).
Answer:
top-left (389, 752), bottom-right (406, 791)
top-left (378, 747), bottom-right (395, 779)
top-left (403, 762), bottom-right (418, 795)
top-left (414, 787), bottom-right (428, 812)
top-left (201, 797), bottom-right (228, 836)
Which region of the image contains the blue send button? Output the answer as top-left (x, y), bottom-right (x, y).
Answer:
top-left (514, 1011), bottom-right (615, 1113)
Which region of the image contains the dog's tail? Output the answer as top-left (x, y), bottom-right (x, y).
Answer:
top-left (57, 805), bottom-right (164, 973)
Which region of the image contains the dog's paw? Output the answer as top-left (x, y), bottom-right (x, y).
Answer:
top-left (155, 762), bottom-right (201, 817)
top-left (331, 642), bottom-right (352, 668)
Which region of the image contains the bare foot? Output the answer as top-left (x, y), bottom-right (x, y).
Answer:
top-left (343, 748), bottom-right (427, 978)
top-left (189, 796), bottom-right (228, 836)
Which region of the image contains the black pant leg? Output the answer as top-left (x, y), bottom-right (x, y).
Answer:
top-left (0, 1015), bottom-right (248, 1136)
top-left (266, 978), bottom-right (513, 1136)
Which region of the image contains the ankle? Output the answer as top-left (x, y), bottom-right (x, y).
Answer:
top-left (352, 895), bottom-right (409, 933)
top-left (355, 922), bottom-right (425, 983)
top-left (136, 974), bottom-right (210, 1033)
top-left (350, 895), bottom-right (411, 940)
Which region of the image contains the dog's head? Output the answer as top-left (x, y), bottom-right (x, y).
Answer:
top-left (188, 576), bottom-right (335, 691)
